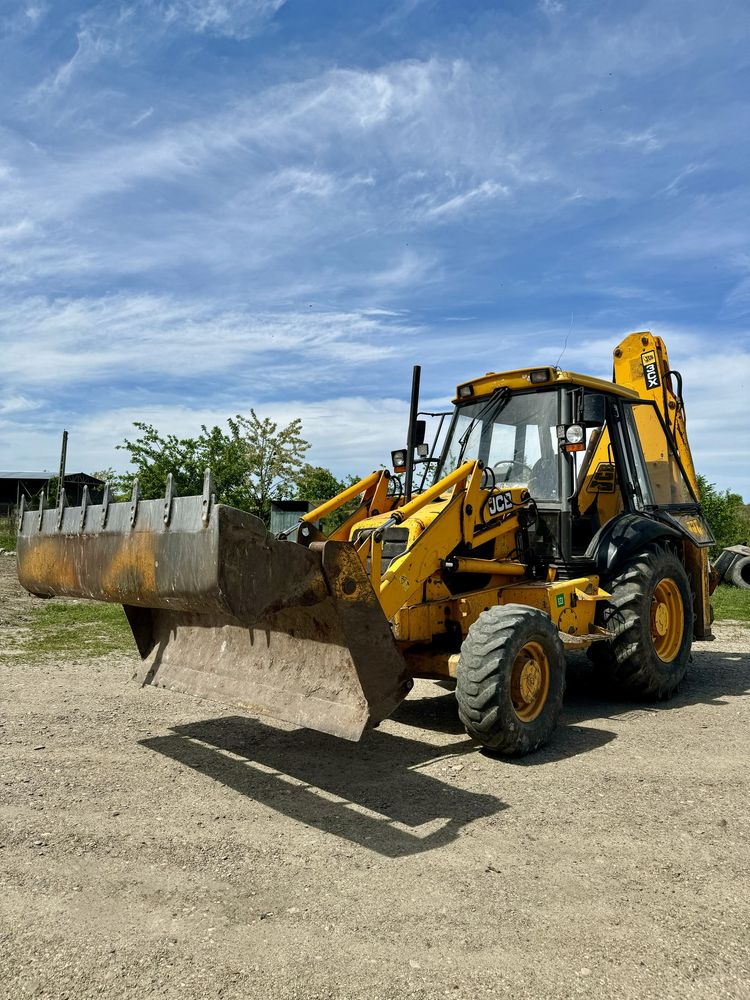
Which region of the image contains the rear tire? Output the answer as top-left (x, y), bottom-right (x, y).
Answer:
top-left (456, 605), bottom-right (566, 756)
top-left (589, 543), bottom-right (693, 699)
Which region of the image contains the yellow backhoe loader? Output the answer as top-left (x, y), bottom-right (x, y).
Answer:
top-left (16, 332), bottom-right (715, 755)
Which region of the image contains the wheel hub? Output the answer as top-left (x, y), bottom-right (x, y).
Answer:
top-left (654, 602), bottom-right (670, 636)
top-left (519, 659), bottom-right (542, 703)
top-left (510, 641), bottom-right (551, 723)
top-left (650, 578), bottom-right (684, 663)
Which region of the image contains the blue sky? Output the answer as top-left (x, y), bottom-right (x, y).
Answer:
top-left (1, 0), bottom-right (749, 497)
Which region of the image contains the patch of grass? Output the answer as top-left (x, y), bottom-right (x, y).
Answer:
top-left (0, 521), bottom-right (16, 550)
top-left (712, 585), bottom-right (750, 623)
top-left (24, 600), bottom-right (136, 656)
top-left (0, 514), bottom-right (17, 551)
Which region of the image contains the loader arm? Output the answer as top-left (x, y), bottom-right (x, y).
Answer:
top-left (302, 459), bottom-right (537, 628)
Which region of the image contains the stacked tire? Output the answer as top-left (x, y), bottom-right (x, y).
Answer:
top-left (713, 545), bottom-right (750, 590)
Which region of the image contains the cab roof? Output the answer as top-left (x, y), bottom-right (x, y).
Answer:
top-left (454, 366), bottom-right (641, 403)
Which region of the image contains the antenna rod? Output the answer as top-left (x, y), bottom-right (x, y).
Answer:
top-left (404, 365), bottom-right (421, 503)
top-left (57, 430), bottom-right (68, 507)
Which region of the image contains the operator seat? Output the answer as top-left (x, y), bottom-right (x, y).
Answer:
top-left (528, 457), bottom-right (558, 500)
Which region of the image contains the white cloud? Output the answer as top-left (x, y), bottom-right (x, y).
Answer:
top-left (130, 106), bottom-right (155, 128)
top-left (27, 1), bottom-right (286, 107)
top-left (528, 326), bottom-right (750, 499)
top-left (613, 128), bottom-right (664, 154)
top-left (159, 0), bottom-right (287, 39)
top-left (0, 395), bottom-right (42, 415)
top-left (0, 219), bottom-right (35, 242)
top-left (424, 180), bottom-right (509, 220)
top-left (662, 162), bottom-right (705, 197)
top-left (25, 5), bottom-right (46, 27)
top-left (3, 1), bottom-right (750, 502)
top-left (1, 396), bottom-right (410, 482)
top-left (0, 293), bottom-right (415, 387)
top-left (30, 25), bottom-right (123, 101)
top-left (0, 2), bottom-right (47, 37)
top-left (4, 314), bottom-right (749, 498)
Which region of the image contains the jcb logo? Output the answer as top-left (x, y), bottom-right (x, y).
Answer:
top-left (588, 462), bottom-right (616, 494)
top-left (641, 350), bottom-right (661, 390)
top-left (487, 491), bottom-right (513, 517)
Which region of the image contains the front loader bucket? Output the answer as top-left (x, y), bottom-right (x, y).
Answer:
top-left (16, 492), bottom-right (412, 741)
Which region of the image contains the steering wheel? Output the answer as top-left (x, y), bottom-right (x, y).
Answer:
top-left (493, 460), bottom-right (532, 483)
top-left (528, 457), bottom-right (559, 499)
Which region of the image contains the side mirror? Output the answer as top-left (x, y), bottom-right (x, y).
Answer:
top-left (582, 393), bottom-right (606, 427)
top-left (414, 419), bottom-right (426, 447)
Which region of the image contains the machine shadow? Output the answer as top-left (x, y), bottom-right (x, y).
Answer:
top-left (393, 691), bottom-right (617, 764)
top-left (140, 716), bottom-right (505, 858)
top-left (393, 642), bottom-right (750, 761)
top-left (562, 645), bottom-right (750, 725)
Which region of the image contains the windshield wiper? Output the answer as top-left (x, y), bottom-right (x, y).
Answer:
top-left (456, 387), bottom-right (511, 467)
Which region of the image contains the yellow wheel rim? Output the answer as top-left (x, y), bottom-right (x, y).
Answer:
top-left (650, 578), bottom-right (684, 663)
top-left (510, 641), bottom-right (550, 722)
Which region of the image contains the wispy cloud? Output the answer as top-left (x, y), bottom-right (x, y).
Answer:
top-left (424, 181), bottom-right (509, 219)
top-left (0, 2), bottom-right (48, 37)
top-left (0, 394), bottom-right (42, 416)
top-left (662, 162), bottom-right (706, 197)
top-left (27, 0), bottom-right (287, 105)
top-left (30, 28), bottom-right (111, 99)
top-left (159, 0), bottom-right (287, 39)
top-left (0, 293), bottom-right (415, 388)
top-left (130, 106), bottom-right (154, 128)
top-left (613, 128), bottom-right (665, 154)
top-left (1, 0), bottom-right (749, 495)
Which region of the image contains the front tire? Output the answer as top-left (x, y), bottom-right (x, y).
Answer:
top-left (456, 605), bottom-right (566, 756)
top-left (590, 543), bottom-right (693, 699)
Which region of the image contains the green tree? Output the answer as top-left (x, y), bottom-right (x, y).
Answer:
top-left (90, 468), bottom-right (129, 501)
top-left (229, 411), bottom-right (310, 523)
top-left (294, 464), bottom-right (360, 532)
top-left (45, 474), bottom-right (60, 504)
top-left (117, 422), bottom-right (246, 505)
top-left (697, 475), bottom-right (749, 553)
top-left (117, 412), bottom-right (310, 524)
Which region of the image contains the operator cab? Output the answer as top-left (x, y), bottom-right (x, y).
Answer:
top-left (437, 386), bottom-right (560, 503)
top-left (421, 365), bottom-right (709, 573)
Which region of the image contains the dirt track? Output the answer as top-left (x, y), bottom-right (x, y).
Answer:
top-left (1, 557), bottom-right (749, 1000)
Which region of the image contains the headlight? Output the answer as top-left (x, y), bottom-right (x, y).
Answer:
top-left (565, 424), bottom-right (585, 444)
top-left (391, 449), bottom-right (406, 471)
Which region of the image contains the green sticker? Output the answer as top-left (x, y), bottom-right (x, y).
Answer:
top-left (556, 594), bottom-right (565, 607)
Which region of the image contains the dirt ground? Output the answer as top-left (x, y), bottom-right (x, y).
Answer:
top-left (1, 557), bottom-right (749, 1000)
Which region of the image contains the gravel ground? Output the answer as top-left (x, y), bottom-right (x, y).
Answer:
top-left (1, 556), bottom-right (749, 1000)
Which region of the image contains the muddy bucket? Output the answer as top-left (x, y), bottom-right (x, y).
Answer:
top-left (17, 488), bottom-right (412, 740)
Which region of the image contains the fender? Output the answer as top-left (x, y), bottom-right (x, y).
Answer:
top-left (585, 512), bottom-right (682, 576)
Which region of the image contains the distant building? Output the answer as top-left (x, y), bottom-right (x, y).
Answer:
top-left (0, 471), bottom-right (105, 510)
top-left (270, 499), bottom-right (319, 536)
